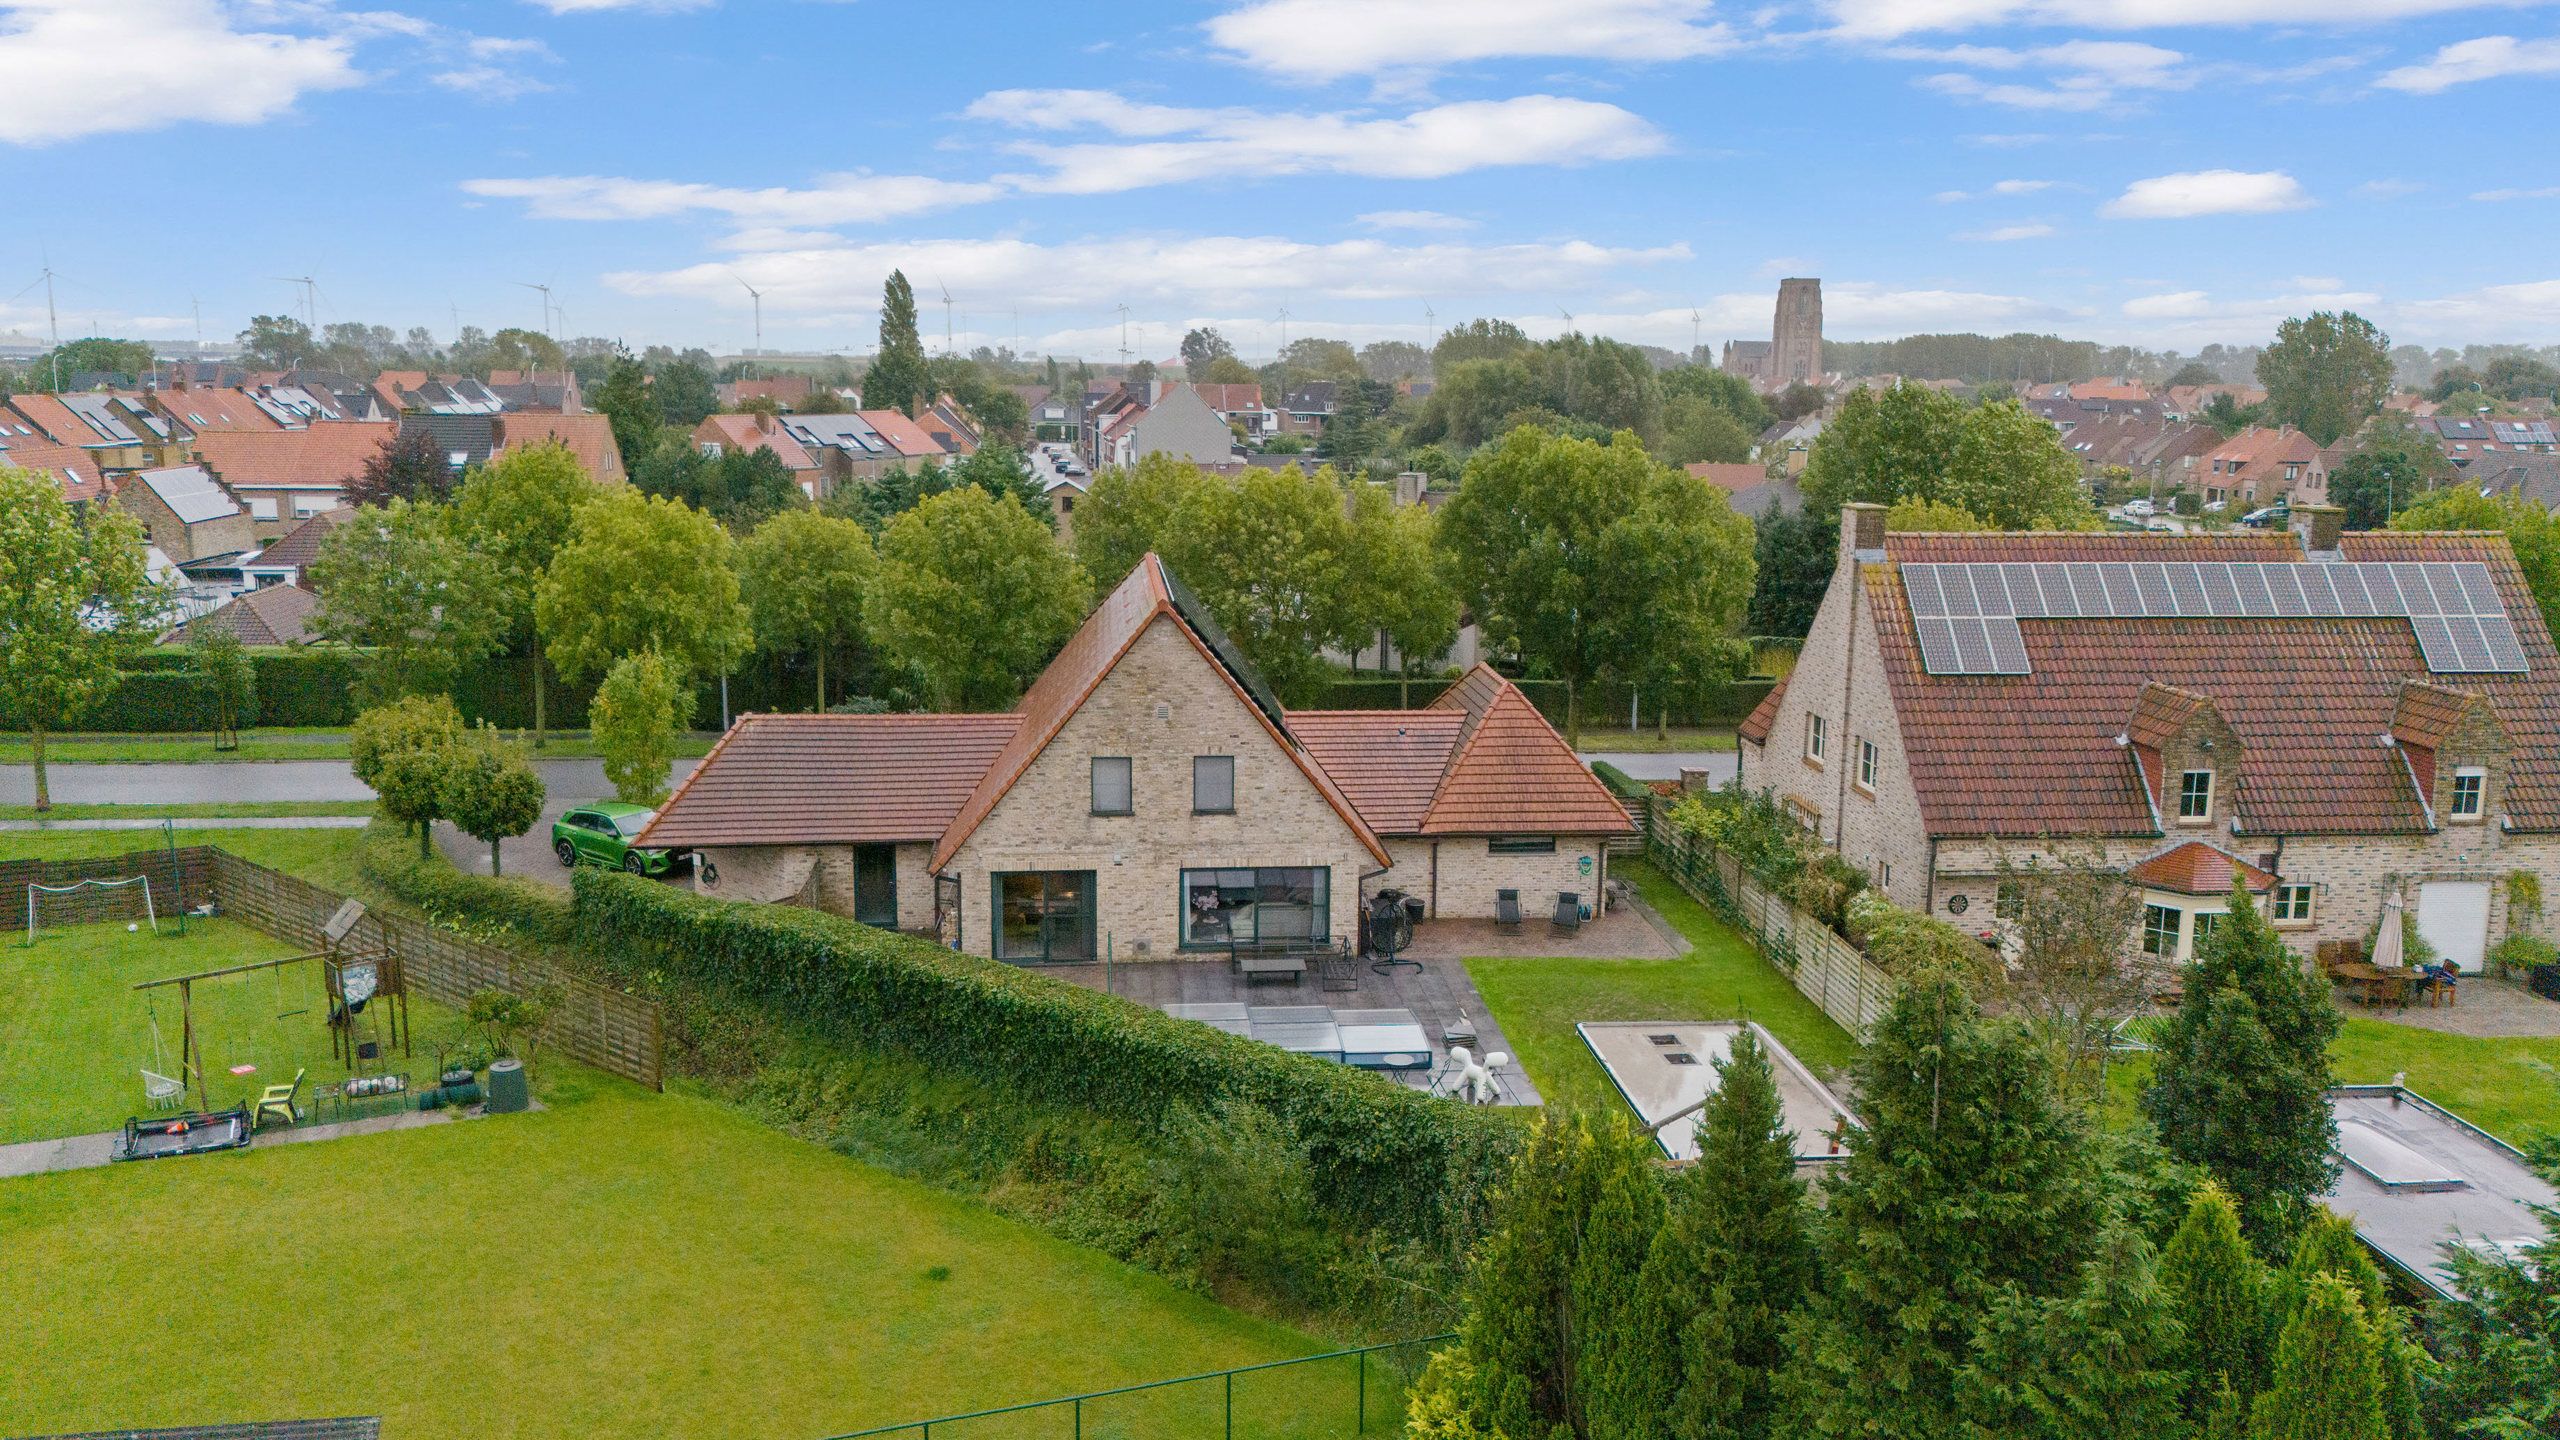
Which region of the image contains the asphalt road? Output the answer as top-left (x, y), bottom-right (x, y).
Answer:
top-left (1578, 751), bottom-right (1738, 784)
top-left (0, 758), bottom-right (694, 808)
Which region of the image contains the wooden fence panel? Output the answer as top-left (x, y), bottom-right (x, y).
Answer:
top-left (1642, 796), bottom-right (1900, 1041)
top-left (0, 845), bottom-right (215, 931)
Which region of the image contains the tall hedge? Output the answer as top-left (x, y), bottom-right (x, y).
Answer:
top-left (568, 868), bottom-right (1515, 1236)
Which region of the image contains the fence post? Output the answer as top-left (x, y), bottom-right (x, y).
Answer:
top-left (1074, 1396), bottom-right (1082, 1440)
top-left (1357, 1349), bottom-right (1367, 1434)
top-left (1225, 1371), bottom-right (1234, 1440)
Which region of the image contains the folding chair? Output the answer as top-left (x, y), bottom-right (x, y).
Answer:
top-left (254, 1068), bottom-right (306, 1131)
top-left (1493, 889), bottom-right (1522, 934)
top-left (1549, 892), bottom-right (1583, 936)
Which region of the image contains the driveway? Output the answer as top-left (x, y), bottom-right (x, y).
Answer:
top-left (1579, 751), bottom-right (1737, 784)
top-left (434, 762), bottom-right (701, 884)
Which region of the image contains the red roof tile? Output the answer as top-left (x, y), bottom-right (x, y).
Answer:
top-left (640, 712), bottom-right (1022, 848)
top-left (1420, 665), bottom-right (1634, 835)
top-left (1684, 462), bottom-right (1769, 493)
top-left (0, 429), bottom-right (108, 502)
top-left (165, 583), bottom-right (321, 647)
top-left (859, 409), bottom-right (947, 459)
top-left (192, 424), bottom-right (397, 492)
top-left (1287, 711), bottom-right (1466, 833)
top-left (500, 413), bottom-right (626, 483)
top-left (254, 508), bottom-right (356, 573)
top-left (2126, 840), bottom-right (2276, 895)
top-left (1739, 675), bottom-right (1786, 744)
top-left (697, 413), bottom-right (818, 473)
top-left (1865, 529), bottom-right (2560, 837)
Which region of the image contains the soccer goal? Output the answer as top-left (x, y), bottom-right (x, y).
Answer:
top-left (23, 876), bottom-right (158, 945)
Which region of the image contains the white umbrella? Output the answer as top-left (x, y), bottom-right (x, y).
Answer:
top-left (2372, 896), bottom-right (2408, 970)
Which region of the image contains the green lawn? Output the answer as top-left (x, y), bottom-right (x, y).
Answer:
top-left (0, 826), bottom-right (370, 893)
top-left (1468, 859), bottom-right (1859, 1117)
top-left (4, 1074), bottom-right (1339, 1439)
top-left (1, 728), bottom-right (715, 763)
top-left (0, 918), bottom-right (455, 1143)
top-left (1573, 727), bottom-right (1739, 755)
top-left (0, 801), bottom-right (375, 822)
top-left (2330, 1017), bottom-right (2560, 1147)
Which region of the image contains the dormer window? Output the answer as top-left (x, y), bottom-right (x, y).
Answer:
top-left (2449, 767), bottom-right (2485, 821)
top-left (2177, 770), bottom-right (2213, 823)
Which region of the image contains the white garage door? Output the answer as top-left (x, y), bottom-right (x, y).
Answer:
top-left (2417, 881), bottom-right (2491, 971)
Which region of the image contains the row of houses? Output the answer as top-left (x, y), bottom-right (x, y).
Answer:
top-left (690, 400), bottom-right (977, 503)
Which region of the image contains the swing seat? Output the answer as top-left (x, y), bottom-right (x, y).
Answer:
top-left (141, 1069), bottom-right (186, 1111)
top-left (253, 1068), bottom-right (305, 1131)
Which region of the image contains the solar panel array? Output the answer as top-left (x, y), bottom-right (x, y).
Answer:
top-left (1900, 560), bottom-right (2528, 678)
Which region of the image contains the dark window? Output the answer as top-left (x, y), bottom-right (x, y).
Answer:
top-left (2190, 911), bottom-right (2222, 951)
top-left (1180, 867), bottom-right (1328, 949)
top-left (1091, 756), bottom-right (1133, 815)
top-left (853, 844), bottom-right (898, 928)
top-left (1488, 836), bottom-right (1557, 855)
top-left (1193, 755), bottom-right (1235, 814)
top-left (994, 871), bottom-right (1096, 963)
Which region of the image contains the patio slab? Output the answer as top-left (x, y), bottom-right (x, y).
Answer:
top-left (1047, 955), bottom-right (1542, 1105)
top-left (2354, 975), bottom-right (2560, 1038)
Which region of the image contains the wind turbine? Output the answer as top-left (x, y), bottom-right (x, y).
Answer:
top-left (11, 258), bottom-right (63, 391)
top-left (1115, 303), bottom-right (1132, 367)
top-left (512, 281), bottom-right (557, 338)
top-left (733, 274), bottom-right (764, 375)
top-left (1424, 302), bottom-right (1436, 339)
top-left (1690, 307), bottom-right (1702, 361)
top-left (1276, 304), bottom-right (1290, 356)
top-left (938, 279), bottom-right (954, 357)
top-left (273, 275), bottom-right (318, 333)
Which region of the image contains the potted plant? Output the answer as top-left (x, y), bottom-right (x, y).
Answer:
top-left (2487, 934), bottom-right (2560, 999)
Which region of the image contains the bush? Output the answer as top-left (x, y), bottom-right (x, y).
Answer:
top-left (50, 647), bottom-right (367, 730)
top-left (1588, 760), bottom-right (1648, 801)
top-left (2486, 933), bottom-right (2558, 976)
top-left (358, 819), bottom-right (578, 944)
top-left (567, 867), bottom-right (1514, 1240)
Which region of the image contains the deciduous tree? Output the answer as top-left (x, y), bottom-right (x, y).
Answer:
top-left (1343, 485), bottom-right (1460, 705)
top-left (2328, 425), bottom-right (2450, 530)
top-left (351, 694), bottom-right (464, 857)
top-left (1180, 326), bottom-right (1236, 376)
top-left (591, 649), bottom-right (690, 806)
top-left (868, 487), bottom-right (1091, 709)
top-left (2391, 487), bottom-right (2560, 640)
top-left (1745, 505), bottom-right (1834, 639)
top-left (454, 440), bottom-right (594, 747)
top-left (310, 498), bottom-right (508, 698)
top-left (739, 508), bottom-right (874, 709)
top-left (593, 351), bottom-right (658, 471)
top-left (2258, 311), bottom-right (2393, 446)
top-left (534, 487), bottom-right (751, 688)
top-left (0, 465), bottom-right (159, 811)
top-left (441, 725), bottom-right (546, 875)
top-left (1073, 453), bottom-right (1196, 592)
top-left (1805, 387), bottom-right (2097, 530)
top-left (188, 624), bottom-right (257, 749)
top-left (345, 426), bottom-right (458, 507)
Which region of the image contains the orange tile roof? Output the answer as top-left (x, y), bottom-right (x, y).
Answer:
top-left (640, 712), bottom-right (1023, 848)
top-left (1286, 710), bottom-right (1467, 833)
top-left (192, 423), bottom-right (397, 491)
top-left (2125, 840), bottom-right (2276, 895)
top-left (0, 429), bottom-right (109, 502)
top-left (1419, 665), bottom-right (1635, 835)
top-left (1863, 529), bottom-right (2560, 837)
top-left (1684, 461), bottom-right (1769, 493)
top-left (153, 388), bottom-right (281, 433)
top-left (500, 412), bottom-right (626, 483)
top-left (2069, 379), bottom-right (2154, 402)
top-left (697, 413), bottom-right (817, 472)
top-left (932, 555), bottom-right (1388, 871)
top-left (2205, 426), bottom-right (2321, 471)
top-left (1738, 675), bottom-right (1786, 744)
top-left (859, 408), bottom-right (947, 459)
top-left (253, 507), bottom-right (356, 573)
top-left (2126, 681), bottom-right (2208, 750)
top-left (166, 583), bottom-right (321, 647)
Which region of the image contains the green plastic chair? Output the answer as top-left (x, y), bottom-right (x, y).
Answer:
top-left (254, 1068), bottom-right (306, 1131)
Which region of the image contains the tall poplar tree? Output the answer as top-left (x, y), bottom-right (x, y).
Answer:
top-left (866, 270), bottom-right (932, 417)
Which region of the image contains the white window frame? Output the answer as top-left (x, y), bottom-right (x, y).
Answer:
top-left (2142, 903), bottom-right (2181, 957)
top-left (2449, 766), bottom-right (2486, 821)
top-left (247, 496), bottom-right (279, 521)
top-left (1856, 738), bottom-right (1879, 794)
top-left (2272, 883), bottom-right (2315, 926)
top-left (2177, 769), bottom-right (2213, 824)
top-left (1804, 713), bottom-right (1827, 766)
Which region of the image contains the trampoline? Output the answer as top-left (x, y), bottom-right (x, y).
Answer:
top-left (113, 1106), bottom-right (252, 1162)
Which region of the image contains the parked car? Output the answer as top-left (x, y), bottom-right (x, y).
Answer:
top-left (552, 802), bottom-right (682, 875)
top-left (2240, 504), bottom-right (2289, 528)
top-left (2202, 499), bottom-right (2227, 514)
top-left (2122, 498), bottom-right (2156, 517)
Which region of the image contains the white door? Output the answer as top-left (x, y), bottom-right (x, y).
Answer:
top-left (2417, 881), bottom-right (2491, 971)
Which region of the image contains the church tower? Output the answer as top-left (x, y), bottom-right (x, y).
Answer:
top-left (1772, 278), bottom-right (1822, 387)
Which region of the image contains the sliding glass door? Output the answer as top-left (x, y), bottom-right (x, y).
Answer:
top-left (994, 871), bottom-right (1097, 963)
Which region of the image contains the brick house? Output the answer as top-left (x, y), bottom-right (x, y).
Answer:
top-left (1738, 503), bottom-right (2560, 971)
top-left (2200, 426), bottom-right (2330, 509)
top-left (118, 463), bottom-right (255, 563)
top-left (642, 555), bottom-right (1632, 961)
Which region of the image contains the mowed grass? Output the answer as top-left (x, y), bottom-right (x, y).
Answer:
top-left (2330, 1016), bottom-right (2560, 1146)
top-left (1468, 859), bottom-right (1858, 1117)
top-left (3, 1075), bottom-right (1330, 1440)
top-left (0, 919), bottom-right (453, 1143)
top-left (0, 826), bottom-right (370, 893)
top-left (0, 801), bottom-right (375, 822)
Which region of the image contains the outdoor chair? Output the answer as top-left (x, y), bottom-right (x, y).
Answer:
top-left (141, 1069), bottom-right (186, 1112)
top-left (254, 1068), bottom-right (306, 1131)
top-left (1493, 890), bottom-right (1522, 934)
top-left (1550, 892), bottom-right (1583, 936)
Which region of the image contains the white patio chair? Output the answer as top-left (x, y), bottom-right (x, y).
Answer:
top-left (141, 1069), bottom-right (187, 1111)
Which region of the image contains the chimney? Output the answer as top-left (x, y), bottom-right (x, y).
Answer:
top-left (2296, 503), bottom-right (2344, 556)
top-left (1840, 502), bottom-right (1886, 573)
top-left (1394, 470), bottom-right (1426, 507)
top-left (756, 410), bottom-right (774, 434)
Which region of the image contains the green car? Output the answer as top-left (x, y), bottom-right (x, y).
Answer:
top-left (552, 803), bottom-right (681, 875)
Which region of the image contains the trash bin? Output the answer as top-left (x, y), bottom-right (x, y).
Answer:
top-left (485, 1057), bottom-right (530, 1114)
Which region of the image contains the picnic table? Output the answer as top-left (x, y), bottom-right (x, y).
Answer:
top-left (2332, 961), bottom-right (2417, 1010)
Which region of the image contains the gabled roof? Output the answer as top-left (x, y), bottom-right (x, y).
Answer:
top-left (2126, 840), bottom-right (2276, 896)
top-left (2390, 679), bottom-right (2486, 750)
top-left (931, 555), bottom-right (1388, 871)
top-left (1738, 675), bottom-right (1786, 744)
top-left (0, 426), bottom-right (108, 501)
top-left (1417, 665), bottom-right (1635, 835)
top-left (192, 423), bottom-right (397, 492)
top-left (859, 408), bottom-right (947, 459)
top-left (500, 412), bottom-right (626, 483)
top-left (2205, 425), bottom-right (2321, 470)
top-left (698, 413), bottom-right (817, 471)
top-left (2126, 681), bottom-right (2210, 751)
top-left (641, 712), bottom-right (1022, 848)
top-left (1287, 711), bottom-right (1466, 833)
top-left (134, 464), bottom-right (240, 524)
top-left (150, 387), bottom-right (282, 433)
top-left (250, 507), bottom-right (356, 574)
top-left (1861, 528), bottom-right (2560, 837)
top-left (165, 582), bottom-right (321, 646)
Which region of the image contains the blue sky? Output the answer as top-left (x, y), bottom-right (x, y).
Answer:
top-left (2, 0), bottom-right (2557, 361)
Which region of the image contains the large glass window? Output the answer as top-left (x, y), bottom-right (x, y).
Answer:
top-left (1181, 867), bottom-right (1328, 949)
top-left (1091, 757), bottom-right (1133, 815)
top-left (994, 871), bottom-right (1095, 963)
top-left (1193, 755), bottom-right (1235, 814)
top-left (2141, 903), bottom-right (2181, 957)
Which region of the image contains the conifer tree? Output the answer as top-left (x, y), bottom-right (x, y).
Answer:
top-left (2161, 1182), bottom-right (2269, 1417)
top-left (2144, 884), bottom-right (2340, 1244)
top-left (1956, 1225), bottom-right (2188, 1440)
top-left (2272, 1213), bottom-right (2425, 1440)
top-left (1789, 965), bottom-right (2102, 1438)
top-left (2253, 1274), bottom-right (2386, 1440)
top-left (865, 271), bottom-right (933, 417)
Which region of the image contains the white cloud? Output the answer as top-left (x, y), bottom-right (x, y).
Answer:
top-left (1356, 209), bottom-right (1478, 231)
top-left (1913, 38), bottom-right (2203, 109)
top-left (2358, 177), bottom-right (2425, 196)
top-left (2397, 278), bottom-right (2560, 341)
top-left (0, 0), bottom-right (361, 145)
top-left (1936, 177), bottom-right (2058, 200)
top-left (1958, 222), bottom-right (2057, 240)
top-left (462, 172), bottom-right (1005, 225)
top-left (2474, 186), bottom-right (2560, 200)
top-left (964, 89), bottom-right (1211, 137)
top-left (2377, 34), bottom-right (2560, 92)
top-left (2101, 169), bottom-right (2313, 218)
top-left (431, 33), bottom-right (559, 98)
top-left (2122, 289), bottom-right (2213, 317)
top-left (525, 0), bottom-right (711, 12)
top-left (1203, 0), bottom-right (1734, 81)
top-left (1828, 0), bottom-right (2528, 41)
top-left (2112, 284), bottom-right (2383, 341)
top-left (991, 94), bottom-right (1666, 194)
top-left (601, 233), bottom-right (1694, 314)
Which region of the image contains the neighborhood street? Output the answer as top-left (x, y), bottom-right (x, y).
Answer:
top-left (0, 758), bottom-right (697, 810)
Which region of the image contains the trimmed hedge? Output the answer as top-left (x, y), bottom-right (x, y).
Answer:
top-left (17, 647), bottom-right (367, 731)
top-left (1319, 674), bottom-right (1776, 728)
top-left (568, 868), bottom-right (1515, 1238)
top-left (1588, 760), bottom-right (1650, 802)
top-left (357, 819), bottom-right (579, 945)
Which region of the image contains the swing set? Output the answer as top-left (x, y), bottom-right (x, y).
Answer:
top-left (132, 900), bottom-right (408, 1115)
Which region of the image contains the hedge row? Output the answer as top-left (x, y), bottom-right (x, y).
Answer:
top-left (356, 820), bottom-right (580, 945)
top-left (18, 647), bottom-right (369, 731)
top-left (567, 868), bottom-right (1515, 1238)
top-left (1319, 675), bottom-right (1777, 728)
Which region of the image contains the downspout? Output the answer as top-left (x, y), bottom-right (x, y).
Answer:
top-left (1428, 841), bottom-right (1440, 915)
top-left (1834, 575), bottom-right (1861, 849)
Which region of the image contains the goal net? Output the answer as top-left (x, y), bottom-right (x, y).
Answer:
top-left (24, 876), bottom-right (157, 944)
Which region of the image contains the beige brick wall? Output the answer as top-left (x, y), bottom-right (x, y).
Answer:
top-left (1738, 513), bottom-right (1936, 908)
top-left (691, 841), bottom-right (935, 931)
top-left (946, 614), bottom-right (1375, 959)
top-left (1373, 836), bottom-right (1610, 918)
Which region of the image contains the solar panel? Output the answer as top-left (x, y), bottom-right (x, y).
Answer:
top-left (2481, 616), bottom-right (2529, 671)
top-left (2003, 564), bottom-right (2048, 617)
top-left (2069, 564), bottom-right (2108, 614)
top-left (2299, 565), bottom-right (2343, 617)
top-left (2135, 563), bottom-right (2176, 614)
top-left (2457, 563), bottom-right (2504, 612)
top-left (1984, 617), bottom-right (2030, 674)
top-left (2229, 564), bottom-right (2271, 615)
top-left (2100, 563), bottom-right (2142, 616)
top-left (2410, 615), bottom-right (2457, 670)
top-left (2199, 562), bottom-right (2240, 615)
top-left (2396, 563), bottom-right (2442, 616)
top-left (2167, 564), bottom-right (2209, 615)
top-left (1905, 566), bottom-right (1947, 618)
top-left (1969, 564), bottom-right (2014, 617)
top-left (1914, 617), bottom-right (1961, 673)
top-left (1951, 617), bottom-right (1994, 671)
top-left (2329, 563), bottom-right (2374, 614)
top-left (1942, 566), bottom-right (1980, 617)
top-left (2036, 563), bottom-right (2079, 617)
top-left (2267, 565), bottom-right (2309, 617)
top-left (2450, 616), bottom-right (2494, 670)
